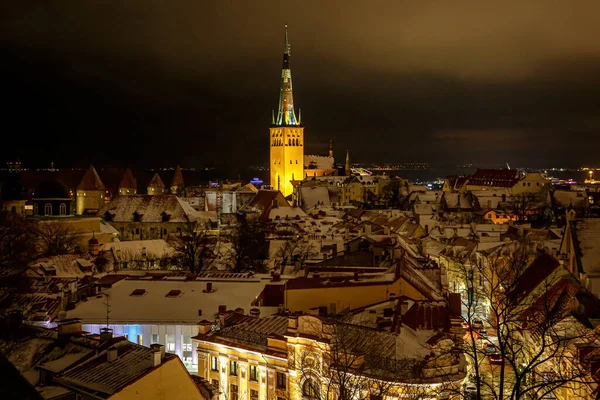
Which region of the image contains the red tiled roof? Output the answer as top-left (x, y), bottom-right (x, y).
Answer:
top-left (147, 172), bottom-right (165, 189)
top-left (119, 168), bottom-right (137, 190)
top-left (77, 165), bottom-right (105, 191)
top-left (170, 165), bottom-right (185, 188)
top-left (467, 169), bottom-right (523, 188)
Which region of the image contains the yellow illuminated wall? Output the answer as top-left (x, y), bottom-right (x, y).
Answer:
top-left (270, 126), bottom-right (304, 198)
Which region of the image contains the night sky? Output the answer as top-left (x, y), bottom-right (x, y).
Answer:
top-left (2, 1), bottom-right (600, 174)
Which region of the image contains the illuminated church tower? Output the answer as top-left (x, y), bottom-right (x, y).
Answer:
top-left (270, 25), bottom-right (304, 197)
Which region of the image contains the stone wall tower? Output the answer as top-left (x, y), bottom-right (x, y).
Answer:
top-left (270, 25), bottom-right (304, 198)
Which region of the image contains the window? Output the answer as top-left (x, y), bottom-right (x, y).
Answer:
top-left (249, 365), bottom-right (258, 381)
top-left (135, 228), bottom-right (140, 235)
top-left (523, 182), bottom-right (526, 186)
top-left (211, 356), bottom-right (219, 371)
top-left (151, 334), bottom-right (159, 344)
top-left (166, 334), bottom-right (175, 352)
top-left (182, 335), bottom-right (192, 362)
top-left (59, 203), bottom-right (67, 215)
top-left (527, 182), bottom-right (531, 187)
top-left (137, 335), bottom-right (143, 345)
top-left (230, 360), bottom-right (238, 376)
top-left (34, 203), bottom-right (38, 216)
top-left (163, 228), bottom-right (168, 235)
top-left (276, 372), bottom-right (286, 389)
top-left (250, 389), bottom-right (258, 400)
top-left (230, 384), bottom-right (239, 400)
top-left (44, 203), bottom-right (52, 215)
top-left (302, 378), bottom-right (319, 398)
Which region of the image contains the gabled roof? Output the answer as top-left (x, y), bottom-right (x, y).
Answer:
top-left (98, 195), bottom-right (206, 223)
top-left (55, 339), bottom-right (177, 397)
top-left (77, 165), bottom-right (105, 191)
top-left (170, 165), bottom-right (185, 188)
top-left (147, 172), bottom-right (165, 189)
top-left (118, 168), bottom-right (137, 190)
top-left (466, 169), bottom-right (523, 188)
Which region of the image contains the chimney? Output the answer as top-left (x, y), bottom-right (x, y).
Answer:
top-left (249, 308), bottom-right (261, 318)
top-left (150, 344), bottom-right (164, 367)
top-left (367, 310), bottom-right (377, 326)
top-left (198, 309), bottom-right (203, 316)
top-left (58, 319), bottom-right (82, 337)
top-left (218, 305), bottom-right (227, 314)
top-left (198, 321), bottom-right (212, 334)
top-left (272, 273), bottom-right (281, 282)
top-left (107, 348), bottom-right (118, 362)
top-left (205, 282), bottom-right (213, 293)
top-left (100, 327), bottom-right (114, 343)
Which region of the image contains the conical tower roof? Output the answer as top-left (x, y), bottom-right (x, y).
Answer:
top-left (170, 165), bottom-right (184, 188)
top-left (148, 172), bottom-right (165, 189)
top-left (119, 168), bottom-right (137, 190)
top-left (274, 25), bottom-right (299, 127)
top-left (77, 164), bottom-right (105, 191)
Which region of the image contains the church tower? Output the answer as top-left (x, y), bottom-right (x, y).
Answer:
top-left (270, 25), bottom-right (304, 198)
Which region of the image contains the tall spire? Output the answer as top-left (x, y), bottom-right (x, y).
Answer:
top-left (345, 150), bottom-right (351, 176)
top-left (275, 25), bottom-right (299, 126)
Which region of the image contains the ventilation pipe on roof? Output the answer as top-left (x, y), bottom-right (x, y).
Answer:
top-left (100, 327), bottom-right (114, 343)
top-left (107, 348), bottom-right (118, 362)
top-left (150, 344), bottom-right (164, 367)
top-left (249, 308), bottom-right (260, 318)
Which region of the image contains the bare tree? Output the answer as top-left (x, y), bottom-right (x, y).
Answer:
top-left (34, 221), bottom-right (78, 256)
top-left (275, 236), bottom-right (317, 272)
top-left (509, 192), bottom-right (546, 223)
top-left (296, 316), bottom-right (433, 400)
top-left (447, 240), bottom-right (595, 399)
top-left (227, 214), bottom-right (268, 273)
top-left (0, 211), bottom-right (38, 277)
top-left (173, 217), bottom-right (218, 274)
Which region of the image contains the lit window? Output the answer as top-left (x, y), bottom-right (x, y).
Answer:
top-left (211, 356), bottom-right (219, 371)
top-left (230, 384), bottom-right (239, 400)
top-left (276, 372), bottom-right (286, 389)
top-left (230, 360), bottom-right (238, 376)
top-left (151, 334), bottom-right (159, 344)
top-left (137, 335), bottom-right (143, 345)
top-left (302, 378), bottom-right (319, 398)
top-left (182, 335), bottom-right (193, 362)
top-left (249, 365), bottom-right (258, 381)
top-left (165, 334), bottom-right (175, 352)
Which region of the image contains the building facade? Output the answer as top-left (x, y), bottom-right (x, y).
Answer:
top-left (270, 26), bottom-right (304, 198)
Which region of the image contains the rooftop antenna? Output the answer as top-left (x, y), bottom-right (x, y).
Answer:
top-left (101, 293), bottom-right (111, 328)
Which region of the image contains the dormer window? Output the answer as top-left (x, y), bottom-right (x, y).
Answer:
top-left (161, 212), bottom-right (171, 222)
top-left (133, 211), bottom-right (143, 222)
top-left (130, 289), bottom-right (146, 296)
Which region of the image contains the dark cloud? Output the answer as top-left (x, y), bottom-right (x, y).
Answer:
top-left (1, 1), bottom-right (600, 173)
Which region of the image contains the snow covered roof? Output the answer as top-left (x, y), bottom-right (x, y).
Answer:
top-left (268, 206), bottom-right (307, 221)
top-left (67, 278), bottom-right (277, 324)
top-left (55, 339), bottom-right (178, 397)
top-left (304, 154), bottom-right (334, 170)
top-left (575, 219), bottom-right (600, 274)
top-left (102, 239), bottom-right (176, 262)
top-left (29, 254), bottom-right (97, 278)
top-left (170, 165), bottom-right (184, 188)
top-left (300, 186), bottom-right (331, 209)
top-left (98, 195), bottom-right (205, 223)
top-left (553, 190), bottom-right (588, 208)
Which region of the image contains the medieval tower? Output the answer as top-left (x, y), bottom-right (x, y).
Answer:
top-left (269, 26), bottom-right (304, 198)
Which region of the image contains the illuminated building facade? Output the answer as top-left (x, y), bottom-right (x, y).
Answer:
top-left (270, 26), bottom-right (304, 198)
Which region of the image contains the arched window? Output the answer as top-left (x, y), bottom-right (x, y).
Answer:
top-left (59, 203), bottom-right (67, 215)
top-left (296, 138), bottom-right (299, 146)
top-left (288, 139), bottom-right (291, 146)
top-left (302, 378), bottom-right (319, 399)
top-left (44, 203), bottom-right (52, 215)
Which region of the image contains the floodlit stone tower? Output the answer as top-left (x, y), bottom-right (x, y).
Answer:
top-left (269, 25), bottom-right (304, 198)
